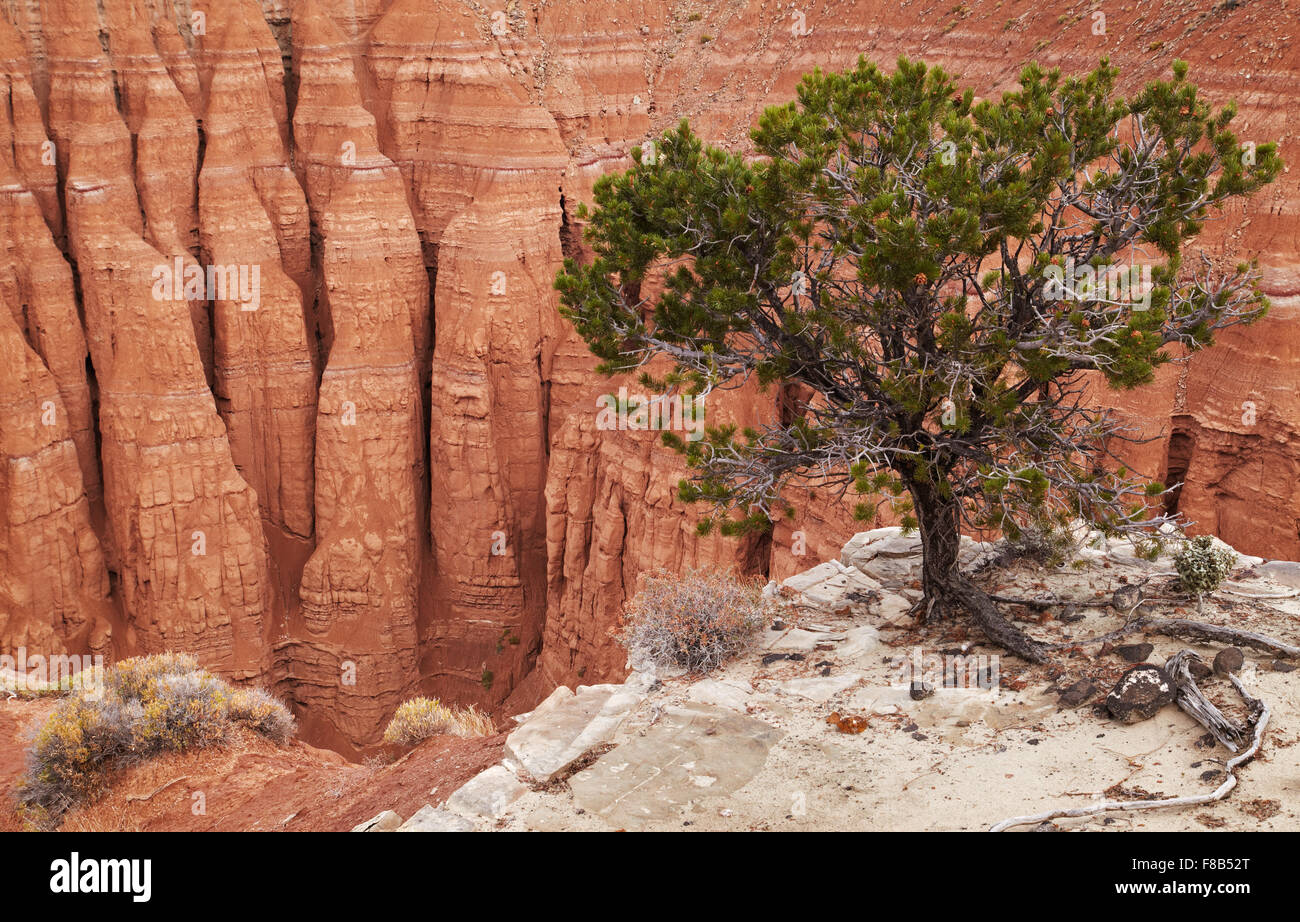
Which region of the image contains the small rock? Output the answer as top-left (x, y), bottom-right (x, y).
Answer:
top-left (1213, 647), bottom-right (1245, 677)
top-left (826, 712), bottom-right (869, 734)
top-left (351, 810), bottom-right (402, 832)
top-left (1269, 660), bottom-right (1296, 673)
top-left (770, 620), bottom-right (786, 631)
top-left (1058, 678), bottom-right (1096, 707)
top-left (909, 680), bottom-right (935, 701)
top-left (1116, 643), bottom-right (1153, 663)
top-left (1105, 664), bottom-right (1176, 723)
top-left (1111, 583), bottom-right (1144, 612)
top-left (395, 805), bottom-right (475, 832)
top-left (1187, 657), bottom-right (1214, 681)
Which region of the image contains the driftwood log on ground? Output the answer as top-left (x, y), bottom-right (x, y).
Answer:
top-left (1165, 651), bottom-right (1248, 750)
top-left (1144, 619), bottom-right (1300, 658)
top-left (1046, 616), bottom-right (1300, 658)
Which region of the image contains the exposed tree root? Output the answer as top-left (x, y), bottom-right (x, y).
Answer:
top-left (949, 577), bottom-right (1051, 664)
top-left (932, 570), bottom-right (1297, 667)
top-left (1145, 618), bottom-right (1300, 658)
top-left (987, 593), bottom-right (1062, 610)
top-left (1052, 616), bottom-right (1300, 658)
top-left (990, 657), bottom-right (1269, 832)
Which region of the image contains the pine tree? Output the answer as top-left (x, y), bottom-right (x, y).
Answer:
top-left (556, 57), bottom-right (1282, 662)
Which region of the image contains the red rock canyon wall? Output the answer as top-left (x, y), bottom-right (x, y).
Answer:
top-left (0, 0), bottom-right (1294, 748)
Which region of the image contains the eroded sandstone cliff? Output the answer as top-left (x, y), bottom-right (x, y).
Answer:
top-left (0, 0), bottom-right (1294, 750)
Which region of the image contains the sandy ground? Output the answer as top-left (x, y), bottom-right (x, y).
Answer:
top-left (496, 554), bottom-right (1300, 831)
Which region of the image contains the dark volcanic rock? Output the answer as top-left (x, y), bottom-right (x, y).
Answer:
top-left (1105, 665), bottom-right (1176, 723)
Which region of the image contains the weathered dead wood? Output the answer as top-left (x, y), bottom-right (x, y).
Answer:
top-left (1144, 618), bottom-right (1300, 658)
top-left (125, 775), bottom-right (189, 803)
top-left (1222, 585), bottom-right (1300, 601)
top-left (1165, 651), bottom-right (1246, 750)
top-left (1047, 616), bottom-right (1300, 658)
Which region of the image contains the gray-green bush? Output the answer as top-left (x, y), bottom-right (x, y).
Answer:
top-left (19, 654), bottom-right (296, 828)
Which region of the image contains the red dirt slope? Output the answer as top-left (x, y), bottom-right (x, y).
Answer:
top-left (0, 698), bottom-right (503, 832)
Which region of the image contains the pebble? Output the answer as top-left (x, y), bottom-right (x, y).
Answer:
top-left (1213, 647), bottom-right (1245, 676)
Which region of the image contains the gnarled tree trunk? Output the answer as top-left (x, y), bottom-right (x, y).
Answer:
top-left (908, 474), bottom-right (1050, 664)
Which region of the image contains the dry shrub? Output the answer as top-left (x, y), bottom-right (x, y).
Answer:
top-left (20, 696), bottom-right (134, 822)
top-left (105, 652), bottom-right (201, 702)
top-left (382, 697), bottom-right (495, 745)
top-left (227, 687), bottom-right (296, 744)
top-left (621, 568), bottom-right (770, 674)
top-left (18, 654), bottom-right (296, 828)
top-left (132, 671), bottom-right (230, 756)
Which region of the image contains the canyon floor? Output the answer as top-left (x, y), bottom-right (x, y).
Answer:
top-left (6, 529), bottom-right (1297, 832)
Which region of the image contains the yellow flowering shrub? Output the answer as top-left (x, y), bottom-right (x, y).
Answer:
top-left (383, 697), bottom-right (494, 744)
top-left (19, 654), bottom-right (296, 827)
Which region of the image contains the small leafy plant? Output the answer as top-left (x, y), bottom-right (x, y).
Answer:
top-left (1173, 535), bottom-right (1236, 602)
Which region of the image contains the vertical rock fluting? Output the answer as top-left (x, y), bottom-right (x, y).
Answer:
top-left (0, 0), bottom-right (1294, 744)
top-left (0, 19), bottom-right (97, 506)
top-left (41, 0), bottom-right (213, 377)
top-left (0, 18), bottom-right (62, 238)
top-left (423, 187), bottom-right (562, 704)
top-left (67, 180), bottom-right (272, 677)
top-left (284, 0), bottom-right (426, 749)
top-left (0, 290), bottom-right (111, 658)
top-left (197, 2), bottom-right (316, 545)
top-left (4, 6), bottom-right (102, 656)
top-left (363, 0), bottom-right (568, 706)
top-left (45, 0), bottom-right (273, 679)
top-left (0, 23), bottom-right (111, 657)
top-left (100, 0), bottom-right (200, 260)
